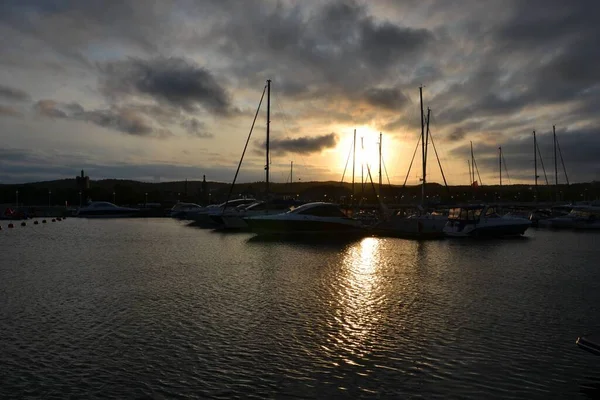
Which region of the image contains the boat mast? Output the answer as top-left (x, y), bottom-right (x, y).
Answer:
top-left (423, 107), bottom-right (431, 205)
top-left (290, 161), bottom-right (293, 189)
top-left (361, 136), bottom-right (365, 201)
top-left (470, 141), bottom-right (475, 184)
top-left (534, 130), bottom-right (538, 201)
top-left (266, 79), bottom-right (271, 197)
top-left (467, 160), bottom-right (472, 186)
top-left (352, 129), bottom-right (356, 204)
top-left (499, 146), bottom-right (502, 186)
top-left (379, 132), bottom-right (382, 195)
top-left (553, 125), bottom-right (558, 201)
top-left (419, 86), bottom-right (425, 205)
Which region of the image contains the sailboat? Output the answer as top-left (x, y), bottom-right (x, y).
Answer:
top-left (373, 87), bottom-right (447, 239)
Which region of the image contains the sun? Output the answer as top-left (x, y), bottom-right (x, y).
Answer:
top-left (336, 126), bottom-right (385, 179)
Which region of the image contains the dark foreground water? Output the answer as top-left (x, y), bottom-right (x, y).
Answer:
top-left (1, 218), bottom-right (600, 399)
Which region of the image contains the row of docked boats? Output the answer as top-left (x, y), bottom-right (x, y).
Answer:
top-left (171, 200), bottom-right (534, 238)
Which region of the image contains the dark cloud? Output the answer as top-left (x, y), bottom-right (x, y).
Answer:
top-left (363, 87), bottom-right (409, 111)
top-left (0, 105), bottom-right (22, 117)
top-left (258, 133), bottom-right (338, 155)
top-left (100, 57), bottom-right (231, 115)
top-left (181, 118), bottom-right (213, 138)
top-left (82, 108), bottom-right (155, 137)
top-left (0, 84), bottom-right (30, 101)
top-left (33, 99), bottom-right (69, 118)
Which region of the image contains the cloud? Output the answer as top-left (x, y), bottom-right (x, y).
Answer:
top-left (181, 118), bottom-right (213, 138)
top-left (82, 108), bottom-right (156, 137)
top-left (33, 99), bottom-right (70, 118)
top-left (0, 105), bottom-right (22, 117)
top-left (258, 133), bottom-right (338, 155)
top-left (0, 84), bottom-right (30, 102)
top-left (100, 57), bottom-right (231, 115)
top-left (363, 87), bottom-right (409, 111)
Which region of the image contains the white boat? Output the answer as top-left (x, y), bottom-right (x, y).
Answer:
top-left (187, 198), bottom-right (256, 226)
top-left (76, 201), bottom-right (140, 218)
top-left (443, 204), bottom-right (531, 237)
top-left (545, 205), bottom-right (600, 230)
top-left (220, 200), bottom-right (302, 230)
top-left (244, 202), bottom-right (366, 236)
top-left (169, 202), bottom-right (203, 218)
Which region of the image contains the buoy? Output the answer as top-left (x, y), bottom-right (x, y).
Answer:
top-left (51, 219), bottom-right (56, 222)
top-left (42, 220), bottom-right (47, 223)
top-left (57, 217), bottom-right (62, 221)
top-left (21, 222), bottom-right (26, 227)
top-left (34, 220), bottom-right (39, 225)
top-left (8, 223), bottom-right (14, 228)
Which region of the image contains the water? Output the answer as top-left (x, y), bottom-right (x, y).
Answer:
top-left (1, 218), bottom-right (600, 399)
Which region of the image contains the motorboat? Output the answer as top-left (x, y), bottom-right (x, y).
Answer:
top-left (169, 202), bottom-right (203, 218)
top-left (443, 204), bottom-right (531, 237)
top-left (219, 199), bottom-right (303, 230)
top-left (373, 206), bottom-right (447, 239)
top-left (532, 205), bottom-right (571, 228)
top-left (187, 198), bottom-right (256, 226)
top-left (76, 201), bottom-right (140, 218)
top-left (244, 202), bottom-right (366, 236)
top-left (544, 205), bottom-right (600, 230)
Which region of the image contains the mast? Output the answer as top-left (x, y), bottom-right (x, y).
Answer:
top-left (553, 125), bottom-right (558, 201)
top-left (423, 107), bottom-right (431, 205)
top-left (290, 161), bottom-right (293, 188)
top-left (499, 146), bottom-right (502, 186)
top-left (534, 130), bottom-right (538, 201)
top-left (266, 79), bottom-right (271, 197)
top-left (379, 132), bottom-right (382, 194)
top-left (467, 160), bottom-right (472, 187)
top-left (361, 136), bottom-right (365, 201)
top-left (470, 141), bottom-right (475, 184)
top-left (352, 129), bottom-right (356, 202)
top-left (419, 86), bottom-right (425, 204)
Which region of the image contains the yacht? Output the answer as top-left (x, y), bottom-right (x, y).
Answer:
top-left (544, 205), bottom-right (600, 230)
top-left (219, 199), bottom-right (302, 230)
top-left (76, 202), bottom-right (140, 218)
top-left (244, 202), bottom-right (366, 236)
top-left (443, 204), bottom-right (531, 237)
top-left (169, 202), bottom-right (203, 218)
top-left (187, 198), bottom-right (256, 226)
top-left (374, 206), bottom-right (447, 239)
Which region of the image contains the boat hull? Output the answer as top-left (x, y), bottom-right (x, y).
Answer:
top-left (444, 221), bottom-right (530, 237)
top-left (77, 210), bottom-right (139, 218)
top-left (373, 216), bottom-right (446, 239)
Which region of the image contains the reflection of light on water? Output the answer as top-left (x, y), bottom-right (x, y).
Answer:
top-left (331, 237), bottom-right (384, 362)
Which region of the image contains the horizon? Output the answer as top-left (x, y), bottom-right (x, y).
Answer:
top-left (1, 1), bottom-right (599, 185)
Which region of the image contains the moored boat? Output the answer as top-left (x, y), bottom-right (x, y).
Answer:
top-left (76, 202), bottom-right (140, 218)
top-left (443, 204), bottom-right (531, 237)
top-left (244, 202), bottom-right (366, 236)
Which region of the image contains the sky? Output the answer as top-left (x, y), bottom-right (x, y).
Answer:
top-left (0, 0), bottom-right (598, 185)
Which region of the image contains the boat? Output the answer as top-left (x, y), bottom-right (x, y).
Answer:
top-left (169, 202), bottom-right (203, 218)
top-left (244, 202), bottom-right (366, 236)
top-left (219, 199), bottom-right (302, 230)
top-left (443, 204), bottom-right (531, 237)
top-left (373, 87), bottom-right (448, 239)
top-left (576, 333), bottom-right (600, 356)
top-left (76, 201), bottom-right (140, 218)
top-left (187, 198), bottom-right (256, 226)
top-left (543, 205), bottom-right (600, 230)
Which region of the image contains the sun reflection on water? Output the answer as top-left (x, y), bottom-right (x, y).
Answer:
top-left (328, 237), bottom-right (386, 364)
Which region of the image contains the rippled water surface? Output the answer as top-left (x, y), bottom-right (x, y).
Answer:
top-left (2, 218), bottom-right (600, 399)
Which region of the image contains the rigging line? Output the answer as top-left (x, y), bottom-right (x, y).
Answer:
top-left (556, 137), bottom-right (570, 185)
top-left (536, 142), bottom-right (549, 186)
top-left (428, 126), bottom-right (450, 190)
top-left (340, 140), bottom-right (353, 184)
top-left (224, 84), bottom-right (267, 210)
top-left (473, 149), bottom-right (484, 186)
top-left (501, 153), bottom-right (512, 185)
top-left (402, 134), bottom-right (421, 188)
top-left (382, 157), bottom-right (392, 187)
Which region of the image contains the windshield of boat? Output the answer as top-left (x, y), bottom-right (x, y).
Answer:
top-left (90, 202), bottom-right (117, 208)
top-left (448, 207), bottom-right (483, 221)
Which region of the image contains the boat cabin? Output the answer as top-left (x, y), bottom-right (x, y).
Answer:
top-left (288, 202), bottom-right (349, 218)
top-left (447, 205), bottom-right (500, 222)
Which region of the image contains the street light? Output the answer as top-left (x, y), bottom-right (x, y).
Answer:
top-left (15, 190), bottom-right (19, 208)
top-left (48, 189), bottom-right (51, 207)
top-left (113, 191), bottom-right (116, 204)
top-left (79, 191), bottom-right (82, 208)
top-left (144, 192), bottom-right (148, 207)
